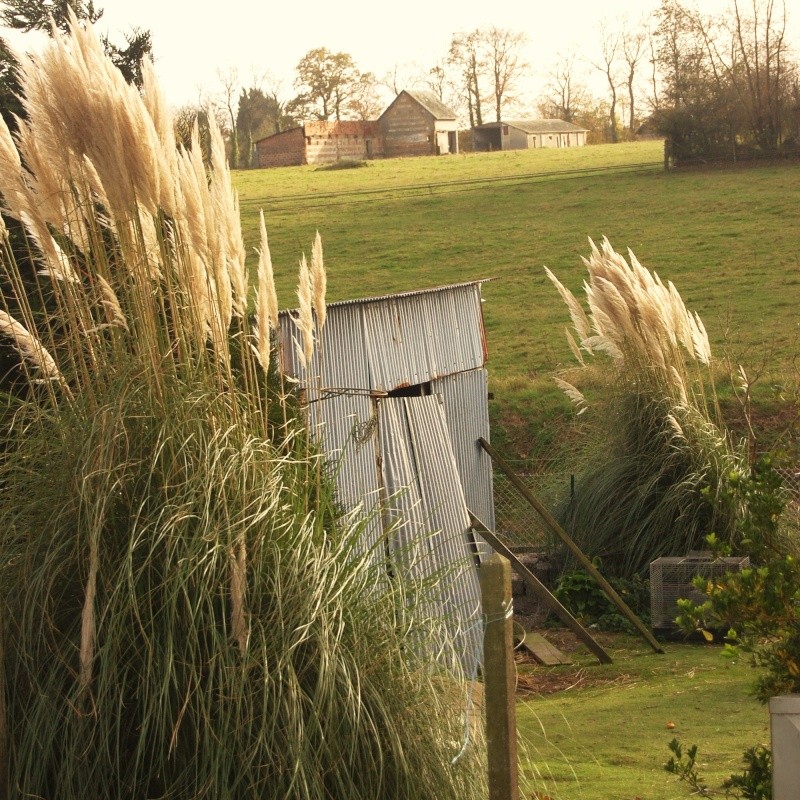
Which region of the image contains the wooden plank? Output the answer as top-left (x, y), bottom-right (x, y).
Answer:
top-left (478, 438), bottom-right (665, 656)
top-left (469, 511), bottom-right (613, 665)
top-left (516, 631), bottom-right (571, 666)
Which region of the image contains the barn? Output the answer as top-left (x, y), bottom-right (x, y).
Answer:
top-left (378, 90), bottom-right (459, 158)
top-left (473, 119), bottom-right (589, 151)
top-left (255, 90), bottom-right (460, 168)
top-left (255, 120), bottom-right (382, 168)
top-left (278, 281), bottom-right (494, 667)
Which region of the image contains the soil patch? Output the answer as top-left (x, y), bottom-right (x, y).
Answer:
top-left (514, 629), bottom-right (640, 696)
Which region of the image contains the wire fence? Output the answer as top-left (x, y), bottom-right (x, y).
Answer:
top-left (491, 459), bottom-right (573, 554)
top-left (492, 463), bottom-right (800, 561)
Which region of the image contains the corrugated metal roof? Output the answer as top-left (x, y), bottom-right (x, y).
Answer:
top-left (475, 119), bottom-right (590, 134)
top-left (279, 279), bottom-right (491, 314)
top-left (279, 282), bottom-right (488, 393)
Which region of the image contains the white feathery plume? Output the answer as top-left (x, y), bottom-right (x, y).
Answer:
top-left (253, 211), bottom-right (277, 373)
top-left (310, 231), bottom-right (327, 331)
top-left (565, 328), bottom-right (585, 366)
top-left (544, 266), bottom-right (590, 343)
top-left (554, 377), bottom-right (587, 409)
top-left (296, 254), bottom-right (315, 368)
top-left (0, 310), bottom-right (66, 386)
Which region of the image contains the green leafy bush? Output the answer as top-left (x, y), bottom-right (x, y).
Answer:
top-left (554, 567), bottom-right (650, 633)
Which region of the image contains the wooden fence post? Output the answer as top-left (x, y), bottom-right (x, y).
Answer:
top-left (480, 553), bottom-right (519, 800)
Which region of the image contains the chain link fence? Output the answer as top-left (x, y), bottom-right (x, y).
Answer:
top-left (492, 462), bottom-right (800, 559)
top-left (492, 457), bottom-right (573, 554)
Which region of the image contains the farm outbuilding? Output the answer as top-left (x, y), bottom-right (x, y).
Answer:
top-left (473, 119), bottom-right (589, 151)
top-left (278, 281), bottom-right (494, 667)
top-left (255, 90), bottom-right (460, 168)
top-left (255, 120), bottom-right (382, 168)
top-left (378, 90), bottom-right (460, 158)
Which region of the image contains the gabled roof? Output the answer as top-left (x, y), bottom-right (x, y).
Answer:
top-left (380, 89), bottom-right (458, 121)
top-left (405, 90), bottom-right (457, 119)
top-left (475, 119), bottom-right (589, 134)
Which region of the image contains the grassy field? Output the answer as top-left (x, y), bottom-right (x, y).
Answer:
top-left (231, 147), bottom-right (787, 797)
top-left (515, 633), bottom-right (770, 800)
top-left (232, 141), bottom-right (800, 456)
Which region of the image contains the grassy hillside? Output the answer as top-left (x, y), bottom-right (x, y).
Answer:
top-left (232, 142), bottom-right (800, 458)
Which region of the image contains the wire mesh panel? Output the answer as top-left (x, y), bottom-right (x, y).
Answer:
top-left (650, 554), bottom-right (750, 629)
top-left (491, 462), bottom-right (571, 553)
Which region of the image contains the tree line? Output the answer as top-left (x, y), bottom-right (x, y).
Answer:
top-left (218, 0), bottom-right (798, 167)
top-left (1, 0), bottom-right (797, 167)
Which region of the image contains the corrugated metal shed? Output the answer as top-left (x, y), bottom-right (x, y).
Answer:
top-left (278, 282), bottom-right (494, 668)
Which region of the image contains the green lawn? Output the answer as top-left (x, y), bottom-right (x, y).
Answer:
top-left (232, 143), bottom-right (800, 457)
top-left (515, 635), bottom-right (770, 800)
top-left (231, 146), bottom-right (788, 798)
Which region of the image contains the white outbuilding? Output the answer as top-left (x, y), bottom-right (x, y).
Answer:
top-left (473, 119), bottom-right (589, 151)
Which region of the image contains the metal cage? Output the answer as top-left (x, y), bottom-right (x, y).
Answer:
top-left (649, 553), bottom-right (750, 629)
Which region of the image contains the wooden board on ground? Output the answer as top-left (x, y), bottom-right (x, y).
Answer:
top-left (515, 629), bottom-right (572, 666)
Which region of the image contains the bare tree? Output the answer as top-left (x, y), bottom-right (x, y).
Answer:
top-left (421, 61), bottom-right (450, 102)
top-left (216, 67), bottom-right (240, 167)
top-left (591, 22), bottom-right (622, 142)
top-left (729, 0), bottom-right (790, 149)
top-left (449, 30), bottom-right (485, 127)
top-left (538, 54), bottom-right (589, 122)
top-left (484, 27), bottom-right (529, 121)
top-left (621, 21), bottom-right (647, 132)
top-left (379, 62), bottom-right (418, 95)
top-left (658, 0), bottom-right (795, 153)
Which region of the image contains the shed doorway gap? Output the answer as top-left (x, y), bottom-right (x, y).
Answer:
top-left (387, 381), bottom-right (432, 398)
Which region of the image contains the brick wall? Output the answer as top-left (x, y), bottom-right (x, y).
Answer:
top-left (303, 120), bottom-right (381, 165)
top-left (379, 94), bottom-right (435, 158)
top-left (256, 121), bottom-right (383, 169)
top-left (255, 127), bottom-right (306, 168)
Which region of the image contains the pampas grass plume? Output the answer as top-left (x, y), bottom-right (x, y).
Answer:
top-left (311, 230), bottom-right (327, 330)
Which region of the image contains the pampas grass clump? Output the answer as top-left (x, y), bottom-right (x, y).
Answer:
top-left (547, 238), bottom-right (746, 577)
top-left (0, 15), bottom-right (485, 799)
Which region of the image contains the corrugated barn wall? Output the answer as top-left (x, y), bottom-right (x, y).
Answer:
top-left (278, 282), bottom-right (495, 668)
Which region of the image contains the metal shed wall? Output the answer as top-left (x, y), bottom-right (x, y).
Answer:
top-left (278, 282), bottom-right (487, 393)
top-left (277, 283), bottom-right (494, 668)
top-left (379, 396), bottom-right (483, 664)
top-left (433, 368), bottom-right (495, 545)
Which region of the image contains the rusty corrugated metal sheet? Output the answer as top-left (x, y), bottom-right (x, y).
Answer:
top-left (280, 282), bottom-right (487, 393)
top-left (433, 369), bottom-right (494, 559)
top-left (379, 395), bottom-right (483, 667)
top-left (308, 393), bottom-right (385, 572)
top-left (278, 302), bottom-right (371, 399)
top-left (363, 283), bottom-right (486, 391)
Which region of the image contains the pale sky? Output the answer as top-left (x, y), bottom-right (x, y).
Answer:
top-left (3, 0), bottom-right (797, 112)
